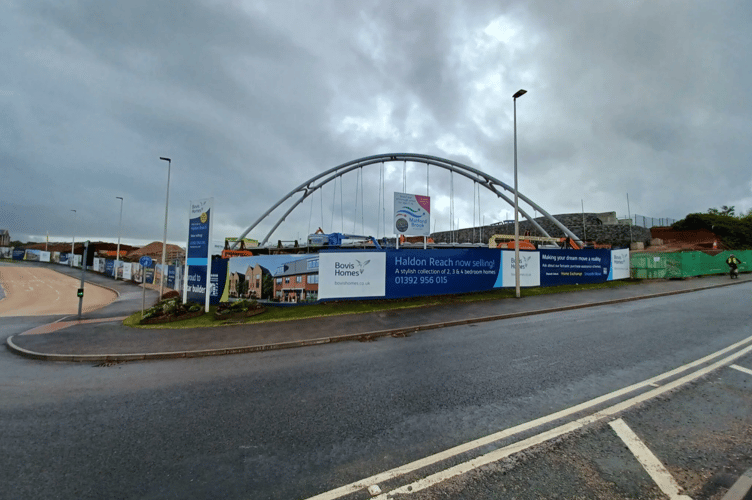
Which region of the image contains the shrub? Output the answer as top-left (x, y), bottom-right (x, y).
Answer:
top-left (673, 213), bottom-right (752, 249)
top-left (142, 299), bottom-right (203, 319)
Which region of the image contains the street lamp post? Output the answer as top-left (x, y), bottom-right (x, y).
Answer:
top-left (513, 89), bottom-right (527, 298)
top-left (70, 209), bottom-right (77, 267)
top-left (115, 196), bottom-right (124, 280)
top-left (159, 157), bottom-right (172, 300)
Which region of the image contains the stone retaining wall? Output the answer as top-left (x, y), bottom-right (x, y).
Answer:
top-left (431, 213), bottom-right (651, 248)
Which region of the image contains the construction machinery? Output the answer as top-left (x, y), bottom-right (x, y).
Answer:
top-left (307, 232), bottom-right (383, 250)
top-left (488, 234), bottom-right (610, 250)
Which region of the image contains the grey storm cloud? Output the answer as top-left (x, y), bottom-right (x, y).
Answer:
top-left (1, 0), bottom-right (751, 246)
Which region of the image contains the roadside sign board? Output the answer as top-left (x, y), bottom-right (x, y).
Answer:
top-left (394, 192), bottom-right (430, 236)
top-left (139, 256), bottom-right (153, 268)
top-left (184, 198), bottom-right (214, 311)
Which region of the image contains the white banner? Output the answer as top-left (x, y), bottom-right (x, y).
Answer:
top-left (609, 248), bottom-right (630, 280)
top-left (494, 250), bottom-right (541, 287)
top-left (121, 262), bottom-right (132, 281)
top-left (394, 192), bottom-right (431, 236)
top-left (318, 252), bottom-right (386, 299)
top-left (132, 263), bottom-right (143, 283)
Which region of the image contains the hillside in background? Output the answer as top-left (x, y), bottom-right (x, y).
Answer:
top-left (671, 213), bottom-right (752, 250)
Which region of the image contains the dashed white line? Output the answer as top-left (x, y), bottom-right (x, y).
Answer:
top-left (609, 418), bottom-right (691, 500)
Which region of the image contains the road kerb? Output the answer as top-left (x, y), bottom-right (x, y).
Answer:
top-left (5, 278), bottom-right (749, 363)
top-left (721, 468), bottom-right (752, 500)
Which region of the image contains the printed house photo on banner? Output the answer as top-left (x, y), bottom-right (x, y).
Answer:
top-left (228, 254), bottom-right (318, 303)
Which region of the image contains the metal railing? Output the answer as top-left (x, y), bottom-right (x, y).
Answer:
top-left (632, 214), bottom-right (677, 228)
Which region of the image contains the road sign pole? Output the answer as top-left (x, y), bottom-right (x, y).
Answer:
top-left (77, 241), bottom-right (89, 320)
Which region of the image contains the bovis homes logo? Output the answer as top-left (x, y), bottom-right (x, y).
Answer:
top-left (510, 254), bottom-right (533, 270)
top-left (334, 259), bottom-right (370, 277)
top-left (318, 252), bottom-right (386, 300)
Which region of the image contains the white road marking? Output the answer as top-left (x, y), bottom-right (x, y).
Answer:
top-left (305, 335), bottom-right (752, 500)
top-left (730, 364), bottom-right (752, 376)
top-left (370, 344), bottom-right (752, 499)
top-left (307, 335), bottom-right (752, 500)
top-left (609, 418), bottom-right (691, 500)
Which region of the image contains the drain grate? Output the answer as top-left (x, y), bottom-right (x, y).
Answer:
top-left (93, 361), bottom-right (126, 368)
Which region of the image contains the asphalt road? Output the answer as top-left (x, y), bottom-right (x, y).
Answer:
top-left (0, 281), bottom-right (750, 499)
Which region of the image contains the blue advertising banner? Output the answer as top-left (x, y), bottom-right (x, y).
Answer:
top-left (12, 249), bottom-right (25, 260)
top-left (385, 249), bottom-right (499, 298)
top-left (145, 267), bottom-right (155, 284)
top-left (187, 198), bottom-right (212, 265)
top-left (186, 259), bottom-right (228, 304)
top-left (185, 198), bottom-right (213, 309)
top-left (539, 249), bottom-right (611, 286)
top-left (166, 265), bottom-right (177, 289)
top-left (321, 248), bottom-right (624, 301)
top-left (104, 259), bottom-right (115, 277)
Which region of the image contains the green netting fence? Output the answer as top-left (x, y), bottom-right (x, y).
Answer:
top-left (631, 250), bottom-right (752, 279)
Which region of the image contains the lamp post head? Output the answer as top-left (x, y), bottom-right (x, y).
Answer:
top-left (116, 196), bottom-right (123, 201)
top-left (513, 89), bottom-right (527, 99)
top-left (159, 157), bottom-right (171, 163)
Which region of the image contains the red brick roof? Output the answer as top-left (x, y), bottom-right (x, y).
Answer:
top-left (126, 241), bottom-right (185, 261)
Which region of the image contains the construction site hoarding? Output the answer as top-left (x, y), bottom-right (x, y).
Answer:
top-left (631, 250), bottom-right (751, 279)
top-left (318, 248), bottom-right (630, 300)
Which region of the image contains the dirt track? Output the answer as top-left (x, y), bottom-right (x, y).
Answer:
top-left (0, 266), bottom-right (117, 317)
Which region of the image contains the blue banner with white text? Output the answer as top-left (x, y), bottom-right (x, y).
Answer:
top-left (539, 249), bottom-right (611, 286)
top-left (186, 259), bottom-right (228, 304)
top-left (319, 248), bottom-right (626, 301)
top-left (105, 259), bottom-right (115, 277)
top-left (385, 249), bottom-right (500, 298)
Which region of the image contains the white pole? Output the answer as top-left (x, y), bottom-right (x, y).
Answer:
top-left (627, 193), bottom-right (633, 244)
top-left (159, 157), bottom-right (172, 300)
top-left (115, 196), bottom-right (123, 280)
top-left (513, 89), bottom-right (527, 298)
top-left (582, 199), bottom-right (587, 242)
top-left (204, 199), bottom-right (214, 313)
top-left (70, 209), bottom-right (76, 267)
top-left (183, 202), bottom-right (190, 304)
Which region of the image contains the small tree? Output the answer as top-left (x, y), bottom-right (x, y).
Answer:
top-left (708, 205), bottom-right (735, 217)
top-left (262, 274), bottom-right (274, 300)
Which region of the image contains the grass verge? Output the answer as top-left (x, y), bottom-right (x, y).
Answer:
top-left (122, 279), bottom-right (642, 329)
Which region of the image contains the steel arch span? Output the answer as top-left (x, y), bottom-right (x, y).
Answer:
top-left (234, 153), bottom-right (582, 247)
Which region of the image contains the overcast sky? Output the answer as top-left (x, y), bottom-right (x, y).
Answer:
top-left (2, 0), bottom-right (750, 247)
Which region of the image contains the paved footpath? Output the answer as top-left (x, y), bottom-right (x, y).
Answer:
top-left (5, 269), bottom-right (752, 362)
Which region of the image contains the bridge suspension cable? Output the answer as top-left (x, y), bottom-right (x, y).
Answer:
top-left (232, 153), bottom-right (583, 248)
